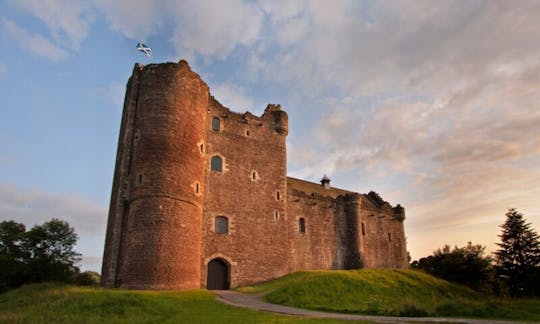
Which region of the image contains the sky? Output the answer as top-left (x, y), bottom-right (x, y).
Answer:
top-left (1, 0), bottom-right (539, 272)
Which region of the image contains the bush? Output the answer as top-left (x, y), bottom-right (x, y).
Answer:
top-left (74, 271), bottom-right (101, 286)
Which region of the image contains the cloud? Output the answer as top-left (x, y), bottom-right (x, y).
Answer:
top-left (0, 183), bottom-right (107, 234)
top-left (92, 0), bottom-right (161, 40)
top-left (93, 0), bottom-right (264, 60)
top-left (211, 83), bottom-right (254, 111)
top-left (13, 0), bottom-right (93, 50)
top-left (2, 18), bottom-right (68, 62)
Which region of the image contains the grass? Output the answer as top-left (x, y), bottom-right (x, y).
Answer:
top-left (0, 283), bottom-right (367, 324)
top-left (239, 269), bottom-right (540, 322)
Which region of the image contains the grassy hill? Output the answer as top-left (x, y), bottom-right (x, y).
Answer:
top-left (240, 268), bottom-right (540, 321)
top-left (2, 270), bottom-right (539, 323)
top-left (0, 283), bottom-right (364, 324)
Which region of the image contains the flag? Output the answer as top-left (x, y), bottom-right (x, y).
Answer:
top-left (136, 42), bottom-right (152, 58)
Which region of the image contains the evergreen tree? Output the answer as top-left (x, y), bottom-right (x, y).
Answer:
top-left (494, 208), bottom-right (540, 297)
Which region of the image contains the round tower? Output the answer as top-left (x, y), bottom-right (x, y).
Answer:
top-left (117, 60), bottom-right (209, 289)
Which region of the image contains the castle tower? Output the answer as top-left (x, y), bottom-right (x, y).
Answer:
top-left (101, 61), bottom-right (209, 289)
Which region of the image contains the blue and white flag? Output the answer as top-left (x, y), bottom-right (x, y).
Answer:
top-left (136, 42), bottom-right (152, 58)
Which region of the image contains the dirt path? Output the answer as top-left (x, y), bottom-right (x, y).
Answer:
top-left (215, 290), bottom-right (534, 324)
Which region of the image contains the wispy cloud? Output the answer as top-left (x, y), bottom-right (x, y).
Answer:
top-left (2, 18), bottom-right (68, 62)
top-left (211, 83), bottom-right (255, 111)
top-left (0, 183), bottom-right (107, 234)
top-left (14, 0), bottom-right (93, 50)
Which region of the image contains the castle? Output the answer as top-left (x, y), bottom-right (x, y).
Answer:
top-left (101, 60), bottom-right (408, 290)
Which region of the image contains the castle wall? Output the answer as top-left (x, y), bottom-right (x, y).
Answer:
top-left (201, 100), bottom-right (290, 288)
top-left (287, 189), bottom-right (338, 271)
top-left (287, 179), bottom-right (407, 271)
top-left (104, 61), bottom-right (210, 289)
top-left (357, 196), bottom-right (408, 268)
top-left (101, 65), bottom-right (141, 287)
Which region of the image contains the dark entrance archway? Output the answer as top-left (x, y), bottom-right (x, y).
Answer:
top-left (207, 258), bottom-right (230, 290)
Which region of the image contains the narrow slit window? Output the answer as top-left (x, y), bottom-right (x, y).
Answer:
top-left (252, 171), bottom-right (257, 180)
top-left (388, 233), bottom-right (392, 242)
top-left (138, 174), bottom-right (143, 185)
top-left (246, 130), bottom-right (250, 136)
top-left (361, 222), bottom-right (366, 236)
top-left (274, 211), bottom-right (280, 221)
top-left (199, 144), bottom-right (204, 153)
top-left (299, 218), bottom-right (306, 233)
top-left (211, 156), bottom-right (222, 172)
top-left (215, 216), bottom-right (229, 234)
top-left (276, 191), bottom-right (281, 201)
top-left (195, 182), bottom-right (200, 195)
top-left (212, 117), bottom-right (220, 131)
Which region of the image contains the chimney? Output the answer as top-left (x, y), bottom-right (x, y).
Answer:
top-left (320, 174), bottom-right (331, 189)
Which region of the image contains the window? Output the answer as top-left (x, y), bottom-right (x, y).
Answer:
top-left (211, 156), bottom-right (222, 172)
top-left (215, 216), bottom-right (228, 234)
top-left (274, 211), bottom-right (280, 221)
top-left (276, 191), bottom-right (281, 201)
top-left (251, 171), bottom-right (257, 180)
top-left (388, 233), bottom-right (392, 242)
top-left (199, 144), bottom-right (204, 153)
top-left (195, 182), bottom-right (200, 195)
top-left (138, 174), bottom-right (143, 185)
top-left (361, 222), bottom-right (366, 236)
top-left (212, 117), bottom-right (220, 131)
top-left (246, 130), bottom-right (250, 136)
top-left (298, 218), bottom-right (306, 233)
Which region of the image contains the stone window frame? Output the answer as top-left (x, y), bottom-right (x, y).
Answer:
top-left (193, 181), bottom-right (201, 196)
top-left (298, 217), bottom-right (306, 234)
top-left (250, 170), bottom-right (259, 181)
top-left (212, 117), bottom-right (221, 131)
top-left (215, 216), bottom-right (229, 234)
top-left (275, 191), bottom-right (281, 201)
top-left (274, 210), bottom-right (280, 221)
top-left (211, 155), bottom-right (223, 172)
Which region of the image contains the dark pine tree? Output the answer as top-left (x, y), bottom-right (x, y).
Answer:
top-left (494, 208), bottom-right (540, 297)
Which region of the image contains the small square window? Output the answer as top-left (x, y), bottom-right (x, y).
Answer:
top-left (215, 216), bottom-right (229, 234)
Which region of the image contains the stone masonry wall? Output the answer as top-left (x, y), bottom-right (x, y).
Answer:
top-left (201, 99), bottom-right (290, 288)
top-left (102, 60), bottom-right (408, 291)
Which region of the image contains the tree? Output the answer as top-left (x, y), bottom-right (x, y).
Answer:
top-left (494, 208), bottom-right (540, 297)
top-left (412, 242), bottom-right (498, 293)
top-left (0, 221), bottom-right (28, 290)
top-left (0, 219), bottom-right (81, 291)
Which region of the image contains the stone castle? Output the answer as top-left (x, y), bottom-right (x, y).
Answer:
top-left (101, 60), bottom-right (408, 290)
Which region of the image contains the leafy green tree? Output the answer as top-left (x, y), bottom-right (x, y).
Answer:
top-left (0, 219), bottom-right (81, 291)
top-left (412, 242), bottom-right (498, 293)
top-left (494, 209), bottom-right (540, 297)
top-left (0, 221), bottom-right (28, 290)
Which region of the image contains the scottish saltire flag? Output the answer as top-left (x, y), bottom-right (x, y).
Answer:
top-left (136, 42), bottom-right (152, 58)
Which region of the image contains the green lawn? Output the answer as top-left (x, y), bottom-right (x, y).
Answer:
top-left (0, 283), bottom-right (367, 324)
top-left (240, 269), bottom-right (540, 322)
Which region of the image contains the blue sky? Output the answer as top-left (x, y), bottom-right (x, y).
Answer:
top-left (1, 0), bottom-right (539, 271)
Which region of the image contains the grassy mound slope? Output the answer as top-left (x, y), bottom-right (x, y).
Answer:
top-left (240, 269), bottom-right (540, 321)
top-left (0, 283), bottom-right (365, 324)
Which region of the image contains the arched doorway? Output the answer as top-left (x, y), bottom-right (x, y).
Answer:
top-left (207, 258), bottom-right (230, 290)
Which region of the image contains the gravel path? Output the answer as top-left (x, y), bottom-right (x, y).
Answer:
top-left (215, 290), bottom-right (535, 324)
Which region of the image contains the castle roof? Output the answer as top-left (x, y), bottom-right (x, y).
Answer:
top-left (287, 177), bottom-right (352, 198)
